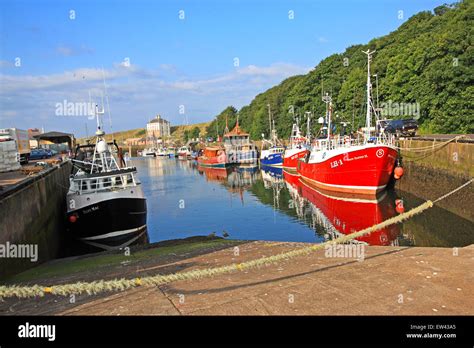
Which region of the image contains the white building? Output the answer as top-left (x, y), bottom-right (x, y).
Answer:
top-left (146, 115), bottom-right (171, 141)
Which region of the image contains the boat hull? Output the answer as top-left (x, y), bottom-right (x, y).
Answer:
top-left (197, 150), bottom-right (227, 168)
top-left (283, 148), bottom-right (308, 170)
top-left (197, 158), bottom-right (227, 168)
top-left (297, 145), bottom-right (398, 195)
top-left (260, 153), bottom-right (283, 167)
top-left (66, 189), bottom-right (147, 245)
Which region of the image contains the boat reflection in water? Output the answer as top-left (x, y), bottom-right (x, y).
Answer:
top-left (197, 164), bottom-right (260, 195)
top-left (277, 168), bottom-right (401, 246)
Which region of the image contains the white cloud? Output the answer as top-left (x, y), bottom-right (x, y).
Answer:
top-left (318, 36), bottom-right (329, 43)
top-left (0, 62), bottom-right (311, 134)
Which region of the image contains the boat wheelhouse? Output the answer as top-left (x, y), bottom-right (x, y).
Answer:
top-left (223, 122), bottom-right (258, 166)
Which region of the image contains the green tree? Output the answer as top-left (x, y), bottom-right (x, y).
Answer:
top-left (208, 0), bottom-right (473, 136)
top-left (183, 129), bottom-right (190, 142)
top-left (190, 126), bottom-right (200, 139)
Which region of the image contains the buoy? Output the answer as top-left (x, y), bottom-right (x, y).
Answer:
top-left (394, 166), bottom-right (404, 179)
top-left (395, 199), bottom-right (405, 214)
top-left (69, 215), bottom-right (77, 223)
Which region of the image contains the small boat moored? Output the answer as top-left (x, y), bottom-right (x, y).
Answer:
top-left (197, 146), bottom-right (227, 168)
top-left (177, 146), bottom-right (192, 160)
top-left (260, 105), bottom-right (285, 167)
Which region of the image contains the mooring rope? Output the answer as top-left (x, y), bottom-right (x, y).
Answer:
top-left (394, 135), bottom-right (464, 153)
top-left (0, 179), bottom-right (471, 299)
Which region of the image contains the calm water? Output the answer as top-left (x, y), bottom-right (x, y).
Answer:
top-left (132, 157), bottom-right (474, 248)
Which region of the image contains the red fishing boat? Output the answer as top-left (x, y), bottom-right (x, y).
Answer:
top-left (297, 50), bottom-right (401, 195)
top-left (197, 146), bottom-right (227, 168)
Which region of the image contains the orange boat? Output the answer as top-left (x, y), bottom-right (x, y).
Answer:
top-left (197, 146), bottom-right (227, 168)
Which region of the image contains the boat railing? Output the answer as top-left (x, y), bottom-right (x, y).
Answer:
top-left (311, 133), bottom-right (396, 152)
top-left (70, 171), bottom-right (137, 194)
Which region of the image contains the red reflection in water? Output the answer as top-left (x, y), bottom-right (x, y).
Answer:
top-left (283, 169), bottom-right (400, 246)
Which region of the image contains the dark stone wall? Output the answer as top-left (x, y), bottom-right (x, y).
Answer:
top-left (396, 140), bottom-right (473, 222)
top-left (0, 161), bottom-right (71, 280)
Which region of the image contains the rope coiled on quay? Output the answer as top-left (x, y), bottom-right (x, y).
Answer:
top-left (0, 179), bottom-right (471, 299)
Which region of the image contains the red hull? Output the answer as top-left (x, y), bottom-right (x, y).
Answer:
top-left (283, 169), bottom-right (301, 187)
top-left (282, 148), bottom-right (308, 170)
top-left (298, 145), bottom-right (398, 195)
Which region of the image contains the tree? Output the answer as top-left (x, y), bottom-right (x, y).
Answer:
top-left (208, 0), bottom-right (473, 135)
top-left (190, 126), bottom-right (200, 140)
top-left (183, 130), bottom-right (190, 142)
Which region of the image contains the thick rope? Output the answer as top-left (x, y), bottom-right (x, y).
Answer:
top-left (0, 179), bottom-right (471, 299)
top-left (433, 178), bottom-right (473, 203)
top-left (394, 135), bottom-right (464, 153)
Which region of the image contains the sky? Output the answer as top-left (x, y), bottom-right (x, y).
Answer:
top-left (0, 0), bottom-right (448, 137)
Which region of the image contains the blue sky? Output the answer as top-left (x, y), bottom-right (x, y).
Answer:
top-left (0, 0), bottom-right (448, 136)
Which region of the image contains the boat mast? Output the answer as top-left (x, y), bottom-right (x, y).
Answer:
top-left (322, 92), bottom-right (332, 142)
top-left (305, 111), bottom-right (311, 141)
top-left (363, 49), bottom-right (376, 141)
top-left (267, 104), bottom-right (273, 144)
top-left (92, 102), bottom-right (106, 173)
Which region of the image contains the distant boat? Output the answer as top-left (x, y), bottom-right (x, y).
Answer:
top-left (197, 146), bottom-right (227, 168)
top-left (142, 148), bottom-right (157, 157)
top-left (260, 105), bottom-right (285, 167)
top-left (191, 150), bottom-right (199, 160)
top-left (66, 104), bottom-right (147, 249)
top-left (297, 50), bottom-right (400, 196)
top-left (177, 146), bottom-right (191, 160)
top-left (156, 148), bottom-right (168, 157)
top-left (223, 121), bottom-right (258, 166)
top-left (167, 147), bottom-right (176, 157)
top-left (261, 146), bottom-right (285, 166)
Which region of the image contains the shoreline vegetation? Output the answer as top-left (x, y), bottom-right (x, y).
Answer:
top-left (79, 2), bottom-right (472, 146)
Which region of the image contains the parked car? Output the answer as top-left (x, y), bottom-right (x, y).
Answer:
top-left (30, 148), bottom-right (50, 160)
top-left (381, 119), bottom-right (418, 137)
top-left (44, 148), bottom-right (58, 157)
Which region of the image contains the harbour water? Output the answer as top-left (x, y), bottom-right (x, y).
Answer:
top-left (133, 157), bottom-right (474, 248)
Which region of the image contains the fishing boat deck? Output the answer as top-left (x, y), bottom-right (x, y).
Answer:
top-left (2, 238), bottom-right (472, 315)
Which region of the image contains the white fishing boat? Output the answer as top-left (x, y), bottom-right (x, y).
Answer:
top-left (177, 146), bottom-right (191, 160)
top-left (66, 103), bottom-right (147, 249)
top-left (142, 148), bottom-right (157, 157)
top-left (156, 148), bottom-right (168, 157)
